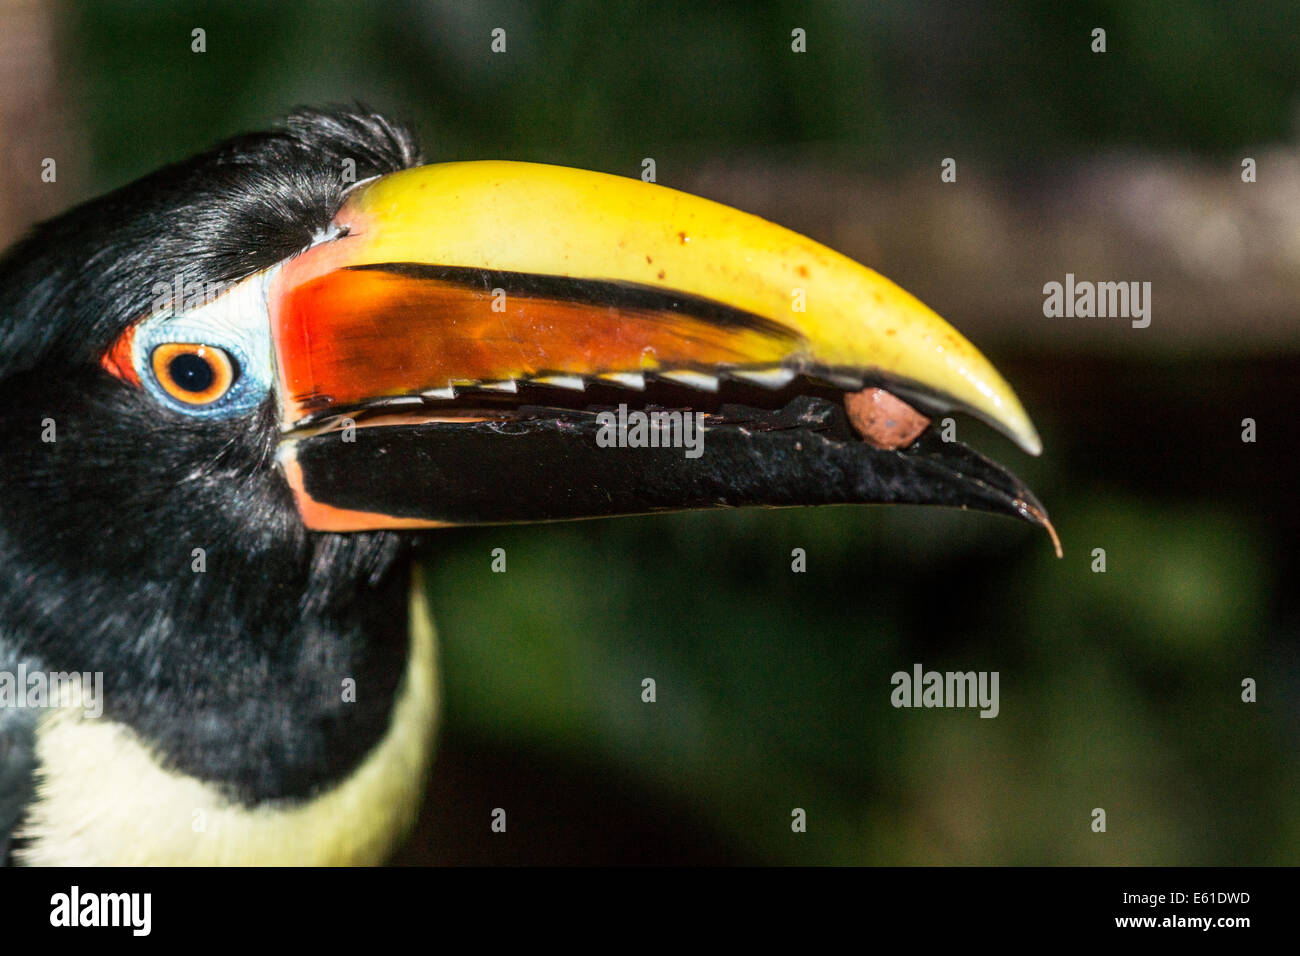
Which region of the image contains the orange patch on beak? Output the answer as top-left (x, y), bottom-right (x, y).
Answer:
top-left (270, 264), bottom-right (799, 422)
top-left (280, 455), bottom-right (452, 531)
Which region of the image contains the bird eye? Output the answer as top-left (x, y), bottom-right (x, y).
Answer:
top-left (150, 343), bottom-right (238, 406)
top-left (102, 271), bottom-right (275, 417)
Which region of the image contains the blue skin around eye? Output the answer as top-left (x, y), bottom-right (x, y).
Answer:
top-left (135, 322), bottom-right (272, 418)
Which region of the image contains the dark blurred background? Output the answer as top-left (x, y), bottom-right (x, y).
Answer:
top-left (7, 0), bottom-right (1297, 863)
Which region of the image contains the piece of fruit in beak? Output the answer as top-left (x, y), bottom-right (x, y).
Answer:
top-left (270, 160), bottom-right (1057, 554)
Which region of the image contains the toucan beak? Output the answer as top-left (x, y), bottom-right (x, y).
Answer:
top-left (270, 161), bottom-right (1057, 551)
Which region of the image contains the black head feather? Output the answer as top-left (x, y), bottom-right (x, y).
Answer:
top-left (0, 109), bottom-right (424, 807)
top-left (0, 108), bottom-right (420, 374)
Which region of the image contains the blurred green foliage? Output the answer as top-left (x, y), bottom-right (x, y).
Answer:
top-left (427, 490), bottom-right (1289, 864)
top-left (67, 0), bottom-right (1300, 190)
top-left (54, 0), bottom-right (1299, 863)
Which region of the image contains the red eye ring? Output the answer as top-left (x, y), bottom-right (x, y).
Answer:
top-left (102, 323), bottom-right (140, 387)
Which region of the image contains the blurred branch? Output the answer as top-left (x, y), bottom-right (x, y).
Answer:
top-left (688, 150), bottom-right (1300, 356)
top-left (0, 0), bottom-right (84, 247)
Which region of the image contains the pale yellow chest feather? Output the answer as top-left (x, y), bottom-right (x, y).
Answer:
top-left (15, 581), bottom-right (439, 866)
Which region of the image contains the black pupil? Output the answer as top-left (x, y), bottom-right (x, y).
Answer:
top-left (168, 352), bottom-right (216, 393)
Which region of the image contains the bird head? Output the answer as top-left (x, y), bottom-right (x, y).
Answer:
top-left (0, 109), bottom-right (1052, 803)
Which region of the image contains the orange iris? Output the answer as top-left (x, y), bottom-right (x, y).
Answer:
top-left (150, 343), bottom-right (236, 405)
